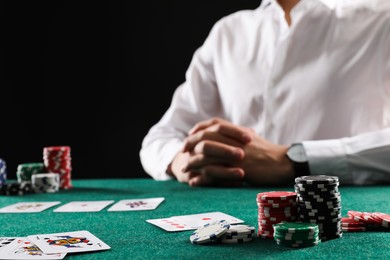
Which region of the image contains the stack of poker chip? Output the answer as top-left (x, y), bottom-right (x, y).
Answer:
top-left (190, 220), bottom-right (256, 245)
top-left (257, 191), bottom-right (298, 239)
top-left (0, 158), bottom-right (7, 187)
top-left (295, 175), bottom-right (342, 241)
top-left (273, 221), bottom-right (320, 248)
top-left (43, 146), bottom-right (72, 189)
top-left (16, 162), bottom-right (45, 182)
top-left (32, 173), bottom-right (60, 193)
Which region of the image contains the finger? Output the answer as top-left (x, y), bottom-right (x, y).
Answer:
top-left (183, 130), bottom-right (245, 152)
top-left (183, 127), bottom-right (250, 153)
top-left (188, 118), bottom-right (227, 135)
top-left (181, 143), bottom-right (244, 172)
top-left (189, 119), bottom-right (251, 144)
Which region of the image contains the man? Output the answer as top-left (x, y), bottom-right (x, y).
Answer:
top-left (140, 0), bottom-right (390, 187)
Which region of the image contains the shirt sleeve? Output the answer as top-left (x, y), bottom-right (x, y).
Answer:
top-left (303, 128), bottom-right (390, 185)
top-left (139, 21), bottom-right (224, 180)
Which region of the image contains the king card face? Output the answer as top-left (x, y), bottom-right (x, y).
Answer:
top-left (27, 231), bottom-right (110, 254)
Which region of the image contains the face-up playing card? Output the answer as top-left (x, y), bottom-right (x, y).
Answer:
top-left (27, 231), bottom-right (110, 254)
top-left (146, 211), bottom-right (244, 232)
top-left (0, 238), bottom-right (66, 259)
top-left (0, 202), bottom-right (61, 213)
top-left (0, 238), bottom-right (20, 252)
top-left (53, 200), bottom-right (114, 212)
top-left (107, 197), bottom-right (165, 211)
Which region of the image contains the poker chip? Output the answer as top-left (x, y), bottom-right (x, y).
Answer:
top-left (341, 226), bottom-right (366, 232)
top-left (257, 191), bottom-right (297, 204)
top-left (32, 173), bottom-right (60, 193)
top-left (256, 191), bottom-right (298, 238)
top-left (295, 175), bottom-right (339, 185)
top-left (295, 175), bottom-right (342, 241)
top-left (273, 222), bottom-right (320, 248)
top-left (220, 236), bottom-right (253, 244)
top-left (43, 146), bottom-right (73, 189)
top-left (224, 224), bottom-right (255, 236)
top-left (0, 181), bottom-right (33, 196)
top-left (16, 162), bottom-right (45, 182)
top-left (190, 220), bottom-right (230, 245)
top-left (372, 212), bottom-right (390, 228)
top-left (0, 158), bottom-right (7, 187)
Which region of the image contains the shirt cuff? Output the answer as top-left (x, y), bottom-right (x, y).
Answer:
top-left (302, 139), bottom-right (352, 185)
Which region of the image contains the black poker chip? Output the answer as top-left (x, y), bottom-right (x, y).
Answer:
top-left (295, 175), bottom-right (342, 241)
top-left (0, 181), bottom-right (33, 196)
top-left (295, 175), bottom-right (339, 185)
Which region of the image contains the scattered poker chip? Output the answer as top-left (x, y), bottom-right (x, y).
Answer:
top-left (341, 226), bottom-right (366, 232)
top-left (220, 237), bottom-right (253, 244)
top-left (372, 212), bottom-right (390, 228)
top-left (190, 220), bottom-right (230, 245)
top-left (341, 217), bottom-right (366, 227)
top-left (224, 224), bottom-right (255, 236)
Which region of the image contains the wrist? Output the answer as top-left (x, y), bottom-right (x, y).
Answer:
top-left (286, 143), bottom-right (310, 178)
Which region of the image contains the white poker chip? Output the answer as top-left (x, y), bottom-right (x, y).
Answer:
top-left (220, 237), bottom-right (253, 244)
top-left (225, 224), bottom-right (255, 236)
top-left (190, 220), bottom-right (230, 245)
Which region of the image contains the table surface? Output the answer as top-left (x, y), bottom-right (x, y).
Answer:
top-left (0, 179), bottom-right (389, 260)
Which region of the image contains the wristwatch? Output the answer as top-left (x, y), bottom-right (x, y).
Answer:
top-left (286, 143), bottom-right (310, 177)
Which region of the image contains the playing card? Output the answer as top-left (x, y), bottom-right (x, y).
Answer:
top-left (107, 197), bottom-right (165, 211)
top-left (146, 211), bottom-right (244, 232)
top-left (0, 202), bottom-right (61, 213)
top-left (53, 200), bottom-right (114, 212)
top-left (0, 238), bottom-right (20, 251)
top-left (27, 230), bottom-right (110, 254)
top-left (0, 238), bottom-right (66, 259)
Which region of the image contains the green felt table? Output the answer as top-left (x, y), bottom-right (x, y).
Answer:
top-left (0, 179), bottom-right (389, 259)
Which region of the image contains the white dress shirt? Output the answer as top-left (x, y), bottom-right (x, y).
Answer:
top-left (140, 0), bottom-right (390, 185)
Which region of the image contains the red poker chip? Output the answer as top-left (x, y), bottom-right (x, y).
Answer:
top-left (372, 212), bottom-right (390, 228)
top-left (258, 213), bottom-right (295, 219)
top-left (341, 217), bottom-right (366, 227)
top-left (341, 226), bottom-right (367, 232)
top-left (347, 210), bottom-right (365, 222)
top-left (257, 191), bottom-right (297, 202)
top-left (256, 201), bottom-right (297, 208)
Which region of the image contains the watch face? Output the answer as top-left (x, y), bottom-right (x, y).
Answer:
top-left (287, 144), bottom-right (307, 163)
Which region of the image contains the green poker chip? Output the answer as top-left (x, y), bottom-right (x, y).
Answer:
top-left (273, 222), bottom-right (319, 233)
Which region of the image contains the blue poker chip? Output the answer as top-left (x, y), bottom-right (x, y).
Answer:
top-left (190, 220), bottom-right (230, 245)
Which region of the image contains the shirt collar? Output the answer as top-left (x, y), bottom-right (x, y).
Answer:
top-left (260, 0), bottom-right (335, 10)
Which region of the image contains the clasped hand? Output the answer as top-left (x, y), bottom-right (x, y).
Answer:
top-left (169, 118), bottom-right (294, 187)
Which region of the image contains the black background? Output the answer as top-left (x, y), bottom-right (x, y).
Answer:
top-left (0, 1), bottom-right (261, 179)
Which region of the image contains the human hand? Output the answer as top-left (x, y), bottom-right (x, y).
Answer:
top-left (179, 117), bottom-right (294, 186)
